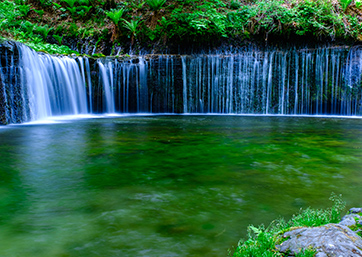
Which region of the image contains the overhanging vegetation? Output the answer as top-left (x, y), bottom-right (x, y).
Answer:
top-left (1, 0), bottom-right (362, 54)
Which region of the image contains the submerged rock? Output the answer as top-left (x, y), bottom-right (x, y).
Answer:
top-left (276, 208), bottom-right (362, 256)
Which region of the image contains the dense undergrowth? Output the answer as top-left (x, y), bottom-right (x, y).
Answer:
top-left (231, 194), bottom-right (346, 257)
top-left (2, 0), bottom-right (362, 54)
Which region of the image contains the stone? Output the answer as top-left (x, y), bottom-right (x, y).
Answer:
top-left (349, 208), bottom-right (362, 214)
top-left (339, 214), bottom-right (359, 227)
top-left (276, 224), bottom-right (362, 256)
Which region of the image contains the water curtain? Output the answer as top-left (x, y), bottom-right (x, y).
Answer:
top-left (0, 42), bottom-right (361, 124)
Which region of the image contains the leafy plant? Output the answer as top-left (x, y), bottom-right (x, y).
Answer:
top-left (146, 0), bottom-right (166, 11)
top-left (77, 5), bottom-right (92, 18)
top-left (61, 0), bottom-right (77, 8)
top-left (339, 0), bottom-right (353, 11)
top-left (34, 24), bottom-right (53, 40)
top-left (356, 0), bottom-right (362, 8)
top-left (106, 8), bottom-right (125, 25)
top-left (34, 9), bottom-right (44, 19)
top-left (123, 18), bottom-right (142, 44)
top-left (230, 1), bottom-right (241, 10)
top-left (79, 0), bottom-right (90, 6)
top-left (17, 4), bottom-right (30, 17)
top-left (20, 20), bottom-right (35, 35)
top-left (38, 0), bottom-right (52, 7)
top-left (52, 2), bottom-right (62, 10)
top-left (67, 6), bottom-right (78, 16)
top-left (53, 34), bottom-right (64, 45)
top-left (14, 0), bottom-right (26, 4)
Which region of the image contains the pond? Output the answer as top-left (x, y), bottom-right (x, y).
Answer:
top-left (0, 115), bottom-right (361, 256)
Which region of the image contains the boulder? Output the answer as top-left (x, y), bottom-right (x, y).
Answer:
top-left (276, 223), bottom-right (362, 256)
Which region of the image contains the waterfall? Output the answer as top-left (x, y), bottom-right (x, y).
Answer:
top-left (0, 43), bottom-right (89, 124)
top-left (98, 60), bottom-right (115, 113)
top-left (1, 42), bottom-right (362, 124)
top-left (180, 48), bottom-right (361, 115)
top-left (85, 58), bottom-right (93, 113)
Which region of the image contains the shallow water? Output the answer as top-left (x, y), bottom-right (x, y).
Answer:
top-left (0, 115), bottom-right (361, 256)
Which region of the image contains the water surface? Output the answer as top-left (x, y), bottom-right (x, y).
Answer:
top-left (0, 115), bottom-right (361, 256)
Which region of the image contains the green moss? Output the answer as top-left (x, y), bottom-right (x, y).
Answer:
top-left (92, 53), bottom-right (106, 58)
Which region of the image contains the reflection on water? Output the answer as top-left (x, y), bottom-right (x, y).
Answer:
top-left (0, 115), bottom-right (361, 256)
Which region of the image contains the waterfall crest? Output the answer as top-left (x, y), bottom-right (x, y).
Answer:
top-left (1, 42), bottom-right (362, 124)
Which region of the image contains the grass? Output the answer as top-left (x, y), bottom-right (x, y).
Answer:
top-left (231, 193), bottom-right (346, 257)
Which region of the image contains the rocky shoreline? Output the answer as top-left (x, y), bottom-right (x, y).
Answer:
top-left (277, 208), bottom-right (362, 256)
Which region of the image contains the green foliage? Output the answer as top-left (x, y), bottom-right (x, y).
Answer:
top-left (34, 9), bottom-right (44, 19)
top-left (34, 24), bottom-right (53, 40)
top-left (146, 0), bottom-right (166, 11)
top-left (2, 0), bottom-right (362, 54)
top-left (67, 6), bottom-right (78, 16)
top-left (67, 22), bottom-right (79, 36)
top-left (14, 0), bottom-right (26, 4)
top-left (20, 21), bottom-right (35, 37)
top-left (294, 0), bottom-right (345, 38)
top-left (64, 2), bottom-right (93, 19)
top-left (17, 4), bottom-right (30, 17)
top-left (79, 0), bottom-right (90, 6)
top-left (106, 8), bottom-right (125, 25)
top-left (52, 2), bottom-right (62, 9)
top-left (356, 0), bottom-right (362, 8)
top-left (296, 248), bottom-right (318, 257)
top-left (38, 0), bottom-right (52, 7)
top-left (230, 1), bottom-right (241, 10)
top-left (289, 193), bottom-right (345, 227)
top-left (123, 18), bottom-right (142, 36)
top-left (61, 0), bottom-right (77, 8)
top-left (53, 34), bottom-right (64, 45)
top-left (24, 40), bottom-right (78, 54)
top-left (339, 0), bottom-right (353, 11)
top-left (142, 0), bottom-right (362, 43)
top-left (232, 194), bottom-right (345, 257)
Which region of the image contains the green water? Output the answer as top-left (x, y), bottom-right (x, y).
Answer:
top-left (0, 115), bottom-right (361, 257)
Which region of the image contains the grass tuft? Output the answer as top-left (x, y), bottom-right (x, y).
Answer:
top-left (231, 193), bottom-right (345, 257)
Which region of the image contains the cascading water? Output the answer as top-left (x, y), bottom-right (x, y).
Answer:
top-left (181, 47), bottom-right (361, 115)
top-left (1, 42), bottom-right (362, 124)
top-left (95, 57), bottom-right (148, 113)
top-left (0, 42), bottom-right (89, 124)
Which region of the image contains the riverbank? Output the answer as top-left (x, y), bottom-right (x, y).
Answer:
top-left (232, 194), bottom-right (362, 256)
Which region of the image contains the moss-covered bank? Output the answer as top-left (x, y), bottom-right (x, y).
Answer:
top-left (2, 0), bottom-right (362, 55)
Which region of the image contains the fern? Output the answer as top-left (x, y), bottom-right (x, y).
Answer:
top-left (34, 24), bottom-right (53, 40)
top-left (339, 0), bottom-right (353, 11)
top-left (122, 18), bottom-right (142, 35)
top-left (53, 34), bottom-right (63, 45)
top-left (61, 0), bottom-right (77, 8)
top-left (146, 0), bottom-right (166, 11)
top-left (106, 8), bottom-right (125, 25)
